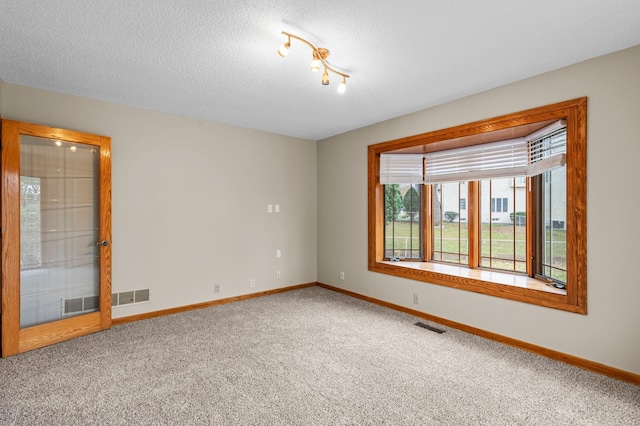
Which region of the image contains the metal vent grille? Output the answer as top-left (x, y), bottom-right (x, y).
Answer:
top-left (66, 290), bottom-right (149, 311)
top-left (112, 289), bottom-right (150, 306)
top-left (134, 289), bottom-right (150, 303)
top-left (414, 322), bottom-right (446, 334)
top-left (64, 297), bottom-right (99, 314)
top-left (119, 291), bottom-right (135, 305)
top-left (64, 298), bottom-right (84, 314)
top-left (83, 296), bottom-right (99, 311)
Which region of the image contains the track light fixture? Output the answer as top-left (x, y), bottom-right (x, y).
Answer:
top-left (277, 31), bottom-right (350, 93)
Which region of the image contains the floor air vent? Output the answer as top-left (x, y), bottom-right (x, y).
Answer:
top-left (414, 322), bottom-right (446, 334)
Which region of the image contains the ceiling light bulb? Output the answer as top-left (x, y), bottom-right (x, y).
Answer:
top-left (337, 78), bottom-right (346, 93)
top-left (310, 58), bottom-right (321, 72)
top-left (70, 145), bottom-right (77, 152)
top-left (55, 140), bottom-right (62, 146)
top-left (277, 41), bottom-right (290, 57)
top-left (322, 70), bottom-right (330, 85)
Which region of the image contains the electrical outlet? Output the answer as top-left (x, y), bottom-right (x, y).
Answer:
top-left (275, 204), bottom-right (280, 213)
top-left (250, 279), bottom-right (255, 288)
top-left (267, 204), bottom-right (273, 213)
top-left (214, 284), bottom-right (220, 294)
top-left (276, 271), bottom-right (281, 279)
top-left (276, 249), bottom-right (281, 258)
top-left (413, 293), bottom-right (419, 304)
top-left (339, 271), bottom-right (345, 280)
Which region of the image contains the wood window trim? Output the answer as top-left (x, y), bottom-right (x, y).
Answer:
top-left (368, 98), bottom-right (587, 314)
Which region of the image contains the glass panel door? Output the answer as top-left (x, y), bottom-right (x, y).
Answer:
top-left (1, 119), bottom-right (111, 357)
top-left (20, 136), bottom-right (100, 328)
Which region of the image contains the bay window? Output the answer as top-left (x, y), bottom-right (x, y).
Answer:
top-left (368, 98), bottom-right (587, 313)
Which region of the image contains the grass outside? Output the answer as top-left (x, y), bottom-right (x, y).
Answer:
top-left (385, 220), bottom-right (566, 278)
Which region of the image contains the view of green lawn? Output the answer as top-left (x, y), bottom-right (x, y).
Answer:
top-left (385, 220), bottom-right (566, 279)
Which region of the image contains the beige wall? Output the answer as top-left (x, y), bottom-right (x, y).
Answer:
top-left (1, 83), bottom-right (318, 318)
top-left (318, 45), bottom-right (640, 374)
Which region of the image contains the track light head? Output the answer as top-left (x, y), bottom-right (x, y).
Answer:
top-left (277, 38), bottom-right (290, 57)
top-left (311, 48), bottom-right (329, 72)
top-left (337, 77), bottom-right (346, 93)
top-left (311, 53), bottom-right (321, 72)
top-left (321, 70), bottom-right (330, 85)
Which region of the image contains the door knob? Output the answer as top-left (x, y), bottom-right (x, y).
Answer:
top-left (96, 240), bottom-right (110, 247)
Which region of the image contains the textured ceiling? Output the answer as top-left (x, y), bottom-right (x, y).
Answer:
top-left (1, 1), bottom-right (640, 141)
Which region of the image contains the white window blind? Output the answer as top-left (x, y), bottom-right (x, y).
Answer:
top-left (526, 120), bottom-right (567, 176)
top-left (380, 154), bottom-right (424, 184)
top-left (424, 138), bottom-right (528, 184)
top-left (379, 120), bottom-right (567, 184)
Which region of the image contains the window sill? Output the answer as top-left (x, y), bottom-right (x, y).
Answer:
top-left (370, 260), bottom-right (581, 313)
top-left (384, 261), bottom-right (566, 294)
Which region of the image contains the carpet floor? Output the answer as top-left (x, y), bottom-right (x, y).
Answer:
top-left (0, 286), bottom-right (638, 425)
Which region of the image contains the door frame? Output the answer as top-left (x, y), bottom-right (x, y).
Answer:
top-left (1, 119), bottom-right (112, 357)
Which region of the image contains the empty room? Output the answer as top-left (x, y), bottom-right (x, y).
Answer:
top-left (1, 1), bottom-right (639, 424)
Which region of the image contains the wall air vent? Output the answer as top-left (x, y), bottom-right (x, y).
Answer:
top-left (118, 291), bottom-right (134, 305)
top-left (134, 289), bottom-right (150, 303)
top-left (63, 296), bottom-right (100, 314)
top-left (112, 289), bottom-right (150, 307)
top-left (64, 298), bottom-right (83, 314)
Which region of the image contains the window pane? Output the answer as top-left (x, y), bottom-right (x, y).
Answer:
top-left (384, 184), bottom-right (422, 259)
top-left (541, 167), bottom-right (567, 285)
top-left (480, 178), bottom-right (526, 272)
top-left (21, 177), bottom-right (42, 268)
top-left (20, 137), bottom-right (100, 328)
top-left (432, 182), bottom-right (468, 265)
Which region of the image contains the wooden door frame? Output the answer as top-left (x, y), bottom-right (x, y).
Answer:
top-left (1, 119), bottom-right (112, 357)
